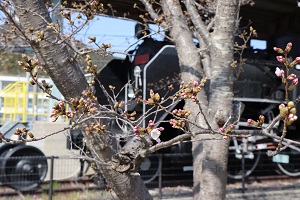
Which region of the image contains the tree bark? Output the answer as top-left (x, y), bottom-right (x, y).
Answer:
top-left (160, 0), bottom-right (239, 199)
top-left (194, 1), bottom-right (239, 199)
top-left (11, 0), bottom-right (87, 99)
top-left (11, 0), bottom-right (152, 199)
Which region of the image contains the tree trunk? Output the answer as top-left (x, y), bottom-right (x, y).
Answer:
top-left (161, 0), bottom-right (239, 199)
top-left (194, 1), bottom-right (239, 199)
top-left (11, 0), bottom-right (152, 199)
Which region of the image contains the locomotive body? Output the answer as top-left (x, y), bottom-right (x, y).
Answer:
top-left (93, 32), bottom-right (300, 181)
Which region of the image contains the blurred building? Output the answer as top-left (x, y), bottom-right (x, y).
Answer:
top-left (0, 75), bottom-right (65, 123)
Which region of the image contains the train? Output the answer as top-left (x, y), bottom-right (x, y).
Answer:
top-left (91, 26), bottom-right (300, 181)
top-left (2, 25), bottom-right (300, 191)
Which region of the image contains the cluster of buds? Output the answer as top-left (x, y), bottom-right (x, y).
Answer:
top-left (172, 109), bottom-right (191, 118)
top-left (219, 124), bottom-right (235, 134)
top-left (13, 127), bottom-right (34, 139)
top-left (273, 42), bottom-right (300, 126)
top-left (168, 84), bottom-right (174, 91)
top-left (101, 43), bottom-right (111, 51)
top-left (60, 11), bottom-right (71, 20)
top-left (82, 90), bottom-right (97, 103)
top-left (274, 42), bottom-right (300, 68)
top-left (70, 96), bottom-right (97, 116)
top-left (275, 67), bottom-right (298, 91)
top-left (279, 101), bottom-right (298, 125)
top-left (13, 127), bottom-right (27, 136)
top-left (85, 55), bottom-right (98, 76)
top-left (133, 125), bottom-right (146, 136)
top-left (153, 15), bottom-right (165, 25)
top-left (170, 118), bottom-right (185, 129)
top-left (18, 54), bottom-right (39, 72)
top-left (46, 22), bottom-right (61, 34)
top-left (246, 115), bottom-right (265, 127)
top-left (84, 122), bottom-right (106, 135)
top-left (177, 78), bottom-right (207, 101)
top-left (273, 42), bottom-right (292, 55)
top-left (114, 101), bottom-right (125, 109)
top-left (88, 36), bottom-right (96, 44)
top-left (90, 1), bottom-right (105, 11)
top-left (41, 80), bottom-right (53, 94)
top-left (50, 101), bottom-right (67, 122)
top-left (135, 95), bottom-right (143, 103)
top-left (35, 30), bottom-right (44, 43)
top-left (124, 110), bottom-right (136, 121)
top-left (144, 89), bottom-right (161, 105)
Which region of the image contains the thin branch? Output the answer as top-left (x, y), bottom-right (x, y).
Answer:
top-left (139, 0), bottom-right (167, 28)
top-left (184, 0), bottom-right (211, 46)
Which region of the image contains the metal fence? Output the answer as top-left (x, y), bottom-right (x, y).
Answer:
top-left (1, 152), bottom-right (300, 199)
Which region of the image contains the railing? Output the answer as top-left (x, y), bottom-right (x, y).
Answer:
top-left (1, 153), bottom-right (300, 199)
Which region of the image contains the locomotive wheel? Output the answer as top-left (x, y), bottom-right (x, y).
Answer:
top-left (227, 139), bottom-right (261, 180)
top-left (276, 148), bottom-right (300, 177)
top-left (139, 155), bottom-right (159, 184)
top-left (0, 145), bottom-right (48, 191)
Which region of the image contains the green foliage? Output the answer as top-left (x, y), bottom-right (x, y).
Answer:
top-left (0, 53), bottom-right (24, 75)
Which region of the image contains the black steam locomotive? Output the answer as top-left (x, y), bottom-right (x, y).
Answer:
top-left (92, 26), bottom-right (300, 182)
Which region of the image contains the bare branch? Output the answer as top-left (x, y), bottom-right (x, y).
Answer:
top-left (184, 0), bottom-right (211, 46)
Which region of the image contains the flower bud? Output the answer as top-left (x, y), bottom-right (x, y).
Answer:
top-left (287, 101), bottom-right (294, 108)
top-left (292, 78), bottom-right (298, 86)
top-left (219, 128), bottom-right (225, 133)
top-left (18, 61), bottom-right (24, 66)
top-left (279, 103), bottom-right (285, 110)
top-left (273, 47), bottom-right (284, 54)
top-left (285, 42), bottom-right (292, 53)
top-left (276, 56), bottom-right (284, 63)
top-left (287, 74), bottom-right (297, 80)
top-left (295, 57), bottom-right (300, 64)
top-left (290, 108), bottom-right (297, 114)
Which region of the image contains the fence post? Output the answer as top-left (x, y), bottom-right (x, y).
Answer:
top-left (49, 156), bottom-right (55, 200)
top-left (242, 151), bottom-right (245, 192)
top-left (158, 154), bottom-right (162, 199)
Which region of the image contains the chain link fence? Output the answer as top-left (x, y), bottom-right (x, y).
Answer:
top-left (1, 152), bottom-right (300, 199)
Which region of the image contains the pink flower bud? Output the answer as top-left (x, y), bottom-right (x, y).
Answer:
top-left (259, 115), bottom-right (265, 121)
top-left (18, 61), bottom-right (24, 66)
top-left (279, 104), bottom-right (285, 110)
top-left (292, 78), bottom-right (298, 86)
top-left (148, 120), bottom-right (155, 127)
top-left (223, 135), bottom-right (229, 140)
top-left (288, 114), bottom-right (294, 119)
top-left (293, 115), bottom-right (298, 121)
top-left (276, 56), bottom-right (284, 63)
top-left (133, 126), bottom-right (140, 134)
top-left (193, 81), bottom-right (199, 87)
top-left (157, 127), bottom-right (164, 131)
top-left (295, 57), bottom-right (300, 64)
top-left (246, 119), bottom-right (254, 126)
top-left (273, 47), bottom-right (284, 53)
top-left (287, 74), bottom-right (297, 80)
top-left (219, 128), bottom-right (225, 133)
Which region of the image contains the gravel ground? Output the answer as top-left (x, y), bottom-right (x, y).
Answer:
top-left (149, 182), bottom-right (300, 200)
